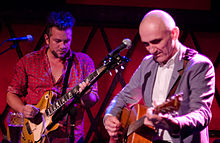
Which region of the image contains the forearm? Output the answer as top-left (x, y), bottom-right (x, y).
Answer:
top-left (105, 85), bottom-right (142, 117)
top-left (6, 92), bottom-right (25, 113)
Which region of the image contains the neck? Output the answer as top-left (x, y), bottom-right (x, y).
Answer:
top-left (160, 42), bottom-right (178, 65)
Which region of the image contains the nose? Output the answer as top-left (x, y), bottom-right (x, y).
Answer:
top-left (60, 41), bottom-right (66, 49)
top-left (146, 45), bottom-right (157, 54)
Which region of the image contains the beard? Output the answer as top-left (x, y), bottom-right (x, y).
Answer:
top-left (51, 50), bottom-right (60, 58)
top-left (51, 49), bottom-right (70, 60)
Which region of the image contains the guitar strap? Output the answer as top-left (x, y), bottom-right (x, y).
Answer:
top-left (62, 54), bottom-right (74, 96)
top-left (166, 48), bottom-right (197, 99)
top-left (61, 54), bottom-right (75, 141)
top-left (166, 60), bottom-right (187, 100)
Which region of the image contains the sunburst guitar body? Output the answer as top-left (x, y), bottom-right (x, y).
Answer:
top-left (21, 91), bottom-right (59, 143)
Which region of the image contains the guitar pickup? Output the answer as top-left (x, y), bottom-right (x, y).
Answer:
top-left (25, 122), bottom-right (32, 135)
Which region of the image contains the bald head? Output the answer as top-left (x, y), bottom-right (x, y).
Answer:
top-left (139, 10), bottom-right (179, 65)
top-left (140, 10), bottom-right (176, 32)
top-left (139, 9), bottom-right (179, 43)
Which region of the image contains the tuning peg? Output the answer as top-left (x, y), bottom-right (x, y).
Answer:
top-left (115, 69), bottom-right (118, 73)
top-left (121, 66), bottom-right (124, 69)
top-left (104, 60), bottom-right (107, 65)
top-left (109, 71), bottom-right (112, 76)
top-left (171, 111), bottom-right (179, 117)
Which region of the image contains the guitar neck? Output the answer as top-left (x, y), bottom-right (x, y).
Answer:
top-left (45, 65), bottom-right (107, 116)
top-left (153, 93), bottom-right (182, 115)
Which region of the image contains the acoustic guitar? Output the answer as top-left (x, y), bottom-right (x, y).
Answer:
top-left (110, 93), bottom-right (182, 143)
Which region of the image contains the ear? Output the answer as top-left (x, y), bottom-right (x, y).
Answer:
top-left (171, 26), bottom-right (180, 40)
top-left (44, 34), bottom-right (49, 45)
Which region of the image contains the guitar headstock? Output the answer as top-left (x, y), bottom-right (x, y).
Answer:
top-left (153, 93), bottom-right (183, 115)
top-left (103, 54), bottom-right (130, 73)
top-left (102, 38), bottom-right (131, 73)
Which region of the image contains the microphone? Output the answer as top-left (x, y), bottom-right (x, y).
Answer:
top-left (108, 38), bottom-right (132, 56)
top-left (7, 35), bottom-right (33, 42)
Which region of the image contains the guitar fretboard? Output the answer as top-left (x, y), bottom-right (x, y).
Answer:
top-left (45, 66), bottom-right (106, 116)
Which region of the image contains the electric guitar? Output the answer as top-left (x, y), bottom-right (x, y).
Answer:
top-left (114, 93), bottom-right (183, 143)
top-left (20, 53), bottom-right (130, 143)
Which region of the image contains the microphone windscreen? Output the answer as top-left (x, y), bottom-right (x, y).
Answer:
top-left (27, 35), bottom-right (33, 41)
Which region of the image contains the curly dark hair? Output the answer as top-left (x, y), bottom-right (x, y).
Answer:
top-left (45, 11), bottom-right (75, 37)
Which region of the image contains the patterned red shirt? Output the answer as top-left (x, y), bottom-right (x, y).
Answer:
top-left (8, 46), bottom-right (98, 142)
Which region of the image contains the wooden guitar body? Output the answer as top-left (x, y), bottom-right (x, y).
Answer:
top-left (110, 93), bottom-right (182, 143)
top-left (120, 104), bottom-right (155, 143)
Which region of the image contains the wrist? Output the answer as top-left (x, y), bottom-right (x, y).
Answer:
top-left (103, 114), bottom-right (113, 125)
top-left (18, 105), bottom-right (25, 113)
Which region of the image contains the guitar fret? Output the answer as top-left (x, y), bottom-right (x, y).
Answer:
top-left (88, 71), bottom-right (97, 82)
top-left (46, 106), bottom-right (53, 116)
top-left (64, 95), bottom-right (68, 101)
top-left (68, 91), bottom-right (73, 98)
top-left (55, 102), bottom-right (60, 108)
top-left (51, 105), bottom-right (55, 111)
top-left (46, 65), bottom-right (110, 116)
top-left (58, 99), bottom-right (62, 106)
top-left (48, 107), bottom-right (52, 114)
top-left (52, 105), bottom-right (56, 112)
top-left (61, 97), bottom-right (66, 103)
top-left (57, 101), bottom-right (61, 106)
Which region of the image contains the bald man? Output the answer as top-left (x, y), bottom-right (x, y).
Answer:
top-left (104, 10), bottom-right (215, 143)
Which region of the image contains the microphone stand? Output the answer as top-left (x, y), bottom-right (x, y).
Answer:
top-left (0, 39), bottom-right (23, 143)
top-left (0, 36), bottom-right (24, 57)
top-left (0, 38), bottom-right (23, 56)
top-left (0, 42), bottom-right (18, 55)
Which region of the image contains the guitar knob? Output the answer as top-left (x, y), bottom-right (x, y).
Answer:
top-left (109, 71), bottom-right (112, 76)
top-left (115, 69), bottom-right (118, 73)
top-left (172, 111), bottom-right (179, 117)
top-left (121, 66), bottom-right (124, 69)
